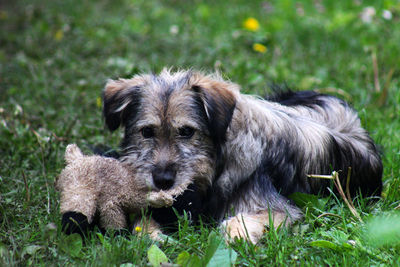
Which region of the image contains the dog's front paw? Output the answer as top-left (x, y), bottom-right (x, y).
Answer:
top-left (147, 191), bottom-right (174, 208)
top-left (221, 213), bottom-right (266, 244)
top-left (132, 218), bottom-right (163, 242)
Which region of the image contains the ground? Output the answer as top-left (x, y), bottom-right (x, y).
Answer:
top-left (1, 0), bottom-right (400, 265)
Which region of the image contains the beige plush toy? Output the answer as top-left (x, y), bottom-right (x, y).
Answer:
top-left (56, 144), bottom-right (190, 237)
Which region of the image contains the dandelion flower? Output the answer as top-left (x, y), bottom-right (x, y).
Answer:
top-left (54, 29), bottom-right (64, 41)
top-left (96, 97), bottom-right (102, 108)
top-left (253, 43), bottom-right (267, 53)
top-left (135, 226), bottom-right (142, 233)
top-left (0, 10), bottom-right (8, 20)
top-left (243, 17), bottom-right (260, 31)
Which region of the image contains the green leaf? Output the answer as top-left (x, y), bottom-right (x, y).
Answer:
top-left (186, 255), bottom-right (203, 267)
top-left (177, 251), bottom-right (203, 267)
top-left (321, 229), bottom-right (349, 244)
top-left (96, 232), bottom-right (105, 244)
top-left (309, 240), bottom-right (338, 250)
top-left (147, 244), bottom-right (169, 267)
top-left (175, 233), bottom-right (237, 267)
top-left (42, 223), bottom-right (57, 241)
top-left (0, 242), bottom-right (7, 258)
top-left (158, 233), bottom-right (179, 246)
top-left (203, 231), bottom-right (237, 267)
top-left (203, 231), bottom-right (223, 264)
top-left (207, 246), bottom-right (237, 267)
top-left (177, 251), bottom-right (191, 266)
top-left (341, 242), bottom-right (353, 249)
top-left (22, 245), bottom-right (43, 258)
top-left (292, 223), bottom-right (310, 236)
top-left (60, 233), bottom-right (82, 258)
top-left (288, 192), bottom-right (328, 210)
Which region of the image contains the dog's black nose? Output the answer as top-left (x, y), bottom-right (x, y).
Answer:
top-left (152, 164), bottom-right (176, 190)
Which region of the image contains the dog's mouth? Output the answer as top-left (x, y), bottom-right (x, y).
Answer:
top-left (148, 182), bottom-right (204, 228)
top-left (151, 163), bottom-right (178, 190)
top-left (152, 173), bottom-right (175, 190)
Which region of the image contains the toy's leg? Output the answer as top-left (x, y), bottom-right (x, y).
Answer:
top-left (61, 211), bottom-right (94, 236)
top-left (98, 200), bottom-right (128, 229)
top-left (59, 185), bottom-right (98, 222)
top-left (59, 180), bottom-right (98, 236)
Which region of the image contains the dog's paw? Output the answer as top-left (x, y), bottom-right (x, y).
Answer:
top-left (147, 191), bottom-right (174, 208)
top-left (221, 213), bottom-right (266, 244)
top-left (132, 218), bottom-right (163, 242)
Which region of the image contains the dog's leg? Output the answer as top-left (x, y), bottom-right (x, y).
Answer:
top-left (222, 210), bottom-right (292, 244)
top-left (132, 217), bottom-right (163, 241)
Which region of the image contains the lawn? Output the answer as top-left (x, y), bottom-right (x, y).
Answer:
top-left (1, 0), bottom-right (400, 265)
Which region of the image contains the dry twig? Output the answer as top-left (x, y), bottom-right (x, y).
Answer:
top-left (372, 51), bottom-right (381, 93)
top-left (377, 68), bottom-right (394, 107)
top-left (308, 169), bottom-right (363, 222)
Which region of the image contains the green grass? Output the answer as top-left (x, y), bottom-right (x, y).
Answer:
top-left (1, 0), bottom-right (400, 265)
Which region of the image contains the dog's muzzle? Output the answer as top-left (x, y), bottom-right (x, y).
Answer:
top-left (152, 163), bottom-right (176, 190)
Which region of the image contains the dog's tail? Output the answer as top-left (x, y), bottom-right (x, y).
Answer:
top-left (65, 144), bottom-right (84, 164)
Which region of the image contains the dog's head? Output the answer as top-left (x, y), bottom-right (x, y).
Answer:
top-left (103, 69), bottom-right (237, 192)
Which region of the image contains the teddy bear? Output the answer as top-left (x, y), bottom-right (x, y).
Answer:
top-left (56, 144), bottom-right (191, 238)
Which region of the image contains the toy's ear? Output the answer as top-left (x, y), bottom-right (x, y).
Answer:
top-left (65, 144), bottom-right (83, 164)
top-left (190, 74), bottom-right (237, 144)
top-left (102, 76), bottom-right (146, 131)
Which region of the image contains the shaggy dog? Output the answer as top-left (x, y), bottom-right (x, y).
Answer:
top-left (102, 69), bottom-right (382, 243)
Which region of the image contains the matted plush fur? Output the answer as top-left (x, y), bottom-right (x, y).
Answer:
top-left (102, 69), bottom-right (382, 243)
top-left (56, 144), bottom-right (190, 236)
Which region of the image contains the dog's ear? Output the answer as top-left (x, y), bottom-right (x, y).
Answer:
top-left (191, 77), bottom-right (237, 143)
top-left (102, 78), bottom-right (143, 131)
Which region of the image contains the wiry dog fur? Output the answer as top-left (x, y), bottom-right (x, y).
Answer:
top-left (103, 69), bottom-right (382, 243)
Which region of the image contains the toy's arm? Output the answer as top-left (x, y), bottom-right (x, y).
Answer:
top-left (146, 179), bottom-right (193, 208)
top-left (146, 191), bottom-right (174, 208)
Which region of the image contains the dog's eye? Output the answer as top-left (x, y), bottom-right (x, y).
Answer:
top-left (141, 127), bottom-right (155, 138)
top-left (178, 126), bottom-right (195, 138)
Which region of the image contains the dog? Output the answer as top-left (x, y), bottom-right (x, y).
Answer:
top-left (102, 69), bottom-right (383, 243)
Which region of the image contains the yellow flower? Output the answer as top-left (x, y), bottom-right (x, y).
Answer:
top-left (54, 29), bottom-right (64, 41)
top-left (252, 43), bottom-right (267, 53)
top-left (0, 11), bottom-right (8, 20)
top-left (243, 17), bottom-right (260, 31)
top-left (96, 97), bottom-right (102, 108)
top-left (135, 226), bottom-right (142, 232)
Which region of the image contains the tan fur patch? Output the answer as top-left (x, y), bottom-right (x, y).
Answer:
top-left (222, 210), bottom-right (290, 244)
top-left (104, 75), bottom-right (150, 99)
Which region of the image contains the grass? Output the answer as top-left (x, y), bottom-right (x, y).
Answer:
top-left (1, 0), bottom-right (400, 265)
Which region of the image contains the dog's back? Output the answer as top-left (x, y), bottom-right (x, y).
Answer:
top-left (267, 90), bottom-right (383, 197)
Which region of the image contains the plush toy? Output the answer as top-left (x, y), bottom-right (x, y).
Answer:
top-left (56, 144), bottom-right (190, 237)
